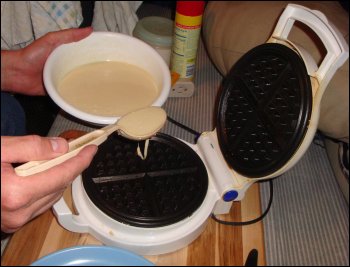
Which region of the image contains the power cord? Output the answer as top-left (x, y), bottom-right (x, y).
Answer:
top-left (166, 116), bottom-right (201, 140)
top-left (166, 115), bottom-right (274, 226)
top-left (211, 179), bottom-right (274, 226)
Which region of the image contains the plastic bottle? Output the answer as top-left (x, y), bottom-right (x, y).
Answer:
top-left (133, 16), bottom-right (174, 67)
top-left (170, 1), bottom-right (205, 81)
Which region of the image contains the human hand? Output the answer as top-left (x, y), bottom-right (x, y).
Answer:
top-left (1, 27), bottom-right (93, 95)
top-left (1, 135), bottom-right (97, 233)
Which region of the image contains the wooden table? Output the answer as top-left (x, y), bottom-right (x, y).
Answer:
top-left (1, 182), bottom-right (265, 266)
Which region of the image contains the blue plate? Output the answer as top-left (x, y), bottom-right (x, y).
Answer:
top-left (30, 245), bottom-right (155, 266)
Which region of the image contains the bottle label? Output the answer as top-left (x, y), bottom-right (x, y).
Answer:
top-left (171, 13), bottom-right (202, 79)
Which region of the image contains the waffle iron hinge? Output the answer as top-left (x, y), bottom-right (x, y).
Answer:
top-left (196, 131), bottom-right (253, 214)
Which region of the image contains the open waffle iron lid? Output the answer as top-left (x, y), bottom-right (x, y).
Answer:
top-left (216, 42), bottom-right (313, 179)
top-left (216, 3), bottom-right (349, 179)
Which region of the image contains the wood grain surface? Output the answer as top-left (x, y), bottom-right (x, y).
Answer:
top-left (1, 183), bottom-right (265, 266)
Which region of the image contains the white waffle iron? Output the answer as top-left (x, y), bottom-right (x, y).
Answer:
top-left (53, 4), bottom-right (348, 255)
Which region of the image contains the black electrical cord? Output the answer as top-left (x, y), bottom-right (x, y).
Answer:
top-left (211, 179), bottom-right (274, 226)
top-left (166, 115), bottom-right (275, 226)
top-left (166, 116), bottom-right (201, 139)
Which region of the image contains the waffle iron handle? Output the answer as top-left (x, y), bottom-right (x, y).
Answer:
top-left (272, 4), bottom-right (349, 90)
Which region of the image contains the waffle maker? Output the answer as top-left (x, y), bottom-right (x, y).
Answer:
top-left (53, 4), bottom-right (348, 255)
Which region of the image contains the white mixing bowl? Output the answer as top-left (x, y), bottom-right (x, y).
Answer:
top-left (43, 31), bottom-right (171, 125)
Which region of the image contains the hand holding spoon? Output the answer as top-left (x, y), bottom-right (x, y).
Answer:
top-left (15, 106), bottom-right (167, 177)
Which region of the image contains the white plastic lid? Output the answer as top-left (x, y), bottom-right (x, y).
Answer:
top-left (133, 16), bottom-right (174, 48)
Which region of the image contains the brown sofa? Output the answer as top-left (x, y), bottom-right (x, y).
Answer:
top-left (202, 1), bottom-right (349, 202)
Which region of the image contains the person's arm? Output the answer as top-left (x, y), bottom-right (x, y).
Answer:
top-left (1, 27), bottom-right (95, 233)
top-left (1, 27), bottom-right (93, 95)
top-left (1, 49), bottom-right (22, 93)
top-left (1, 135), bottom-right (97, 233)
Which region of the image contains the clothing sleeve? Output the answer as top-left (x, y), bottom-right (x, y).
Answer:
top-left (1, 1), bottom-right (83, 50)
top-left (92, 1), bottom-right (142, 35)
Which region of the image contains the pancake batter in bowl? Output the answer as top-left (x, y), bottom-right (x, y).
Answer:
top-left (57, 61), bottom-right (160, 116)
